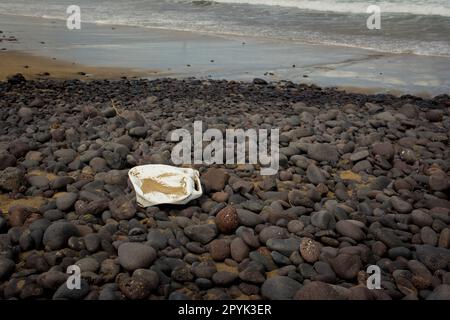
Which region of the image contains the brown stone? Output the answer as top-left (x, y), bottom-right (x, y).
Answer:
top-left (439, 228), bottom-right (450, 248)
top-left (209, 239), bottom-right (230, 261)
top-left (230, 237), bottom-right (249, 262)
top-left (201, 168), bottom-right (229, 192)
top-left (212, 191), bottom-right (229, 202)
top-left (299, 237), bottom-right (321, 263)
top-left (330, 253), bottom-right (362, 280)
top-left (216, 206), bottom-right (239, 234)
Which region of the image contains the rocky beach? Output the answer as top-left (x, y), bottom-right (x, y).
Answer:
top-left (0, 75), bottom-right (449, 300)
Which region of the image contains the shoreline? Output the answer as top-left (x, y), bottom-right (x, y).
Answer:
top-left (0, 50), bottom-right (413, 97)
top-left (1, 13), bottom-right (449, 96)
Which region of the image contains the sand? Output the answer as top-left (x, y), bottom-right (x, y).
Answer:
top-left (0, 51), bottom-right (161, 81)
top-left (141, 176), bottom-right (187, 196)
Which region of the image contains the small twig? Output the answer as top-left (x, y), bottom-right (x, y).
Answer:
top-left (111, 99), bottom-right (125, 118)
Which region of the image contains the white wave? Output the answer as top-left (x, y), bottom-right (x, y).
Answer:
top-left (213, 0), bottom-right (450, 17)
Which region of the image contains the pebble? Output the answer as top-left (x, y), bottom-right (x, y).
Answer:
top-left (50, 176), bottom-right (75, 189)
top-left (287, 220), bottom-right (304, 234)
top-left (299, 238), bottom-right (321, 263)
top-left (311, 211), bottom-right (335, 230)
top-left (146, 229), bottom-right (168, 250)
top-left (261, 276), bottom-right (301, 300)
top-left (118, 242), bottom-right (156, 271)
top-left (330, 253), bottom-right (362, 280)
top-left (267, 237), bottom-right (301, 256)
top-left (201, 168), bottom-right (229, 192)
top-left (407, 260), bottom-right (432, 289)
top-left (306, 163), bottom-right (326, 184)
top-left (53, 279), bottom-right (90, 300)
top-left (420, 226), bottom-right (438, 246)
top-left (411, 210), bottom-right (433, 227)
top-left (28, 175), bottom-right (49, 188)
top-left (171, 265), bottom-right (194, 282)
top-left (259, 226), bottom-right (288, 244)
top-left (109, 196), bottom-right (136, 220)
top-left (238, 227), bottom-right (260, 248)
top-left (83, 234), bottom-right (101, 252)
top-left (118, 274), bottom-right (152, 299)
top-left (372, 228), bottom-right (406, 248)
top-left (56, 192), bottom-right (78, 211)
top-left (372, 142), bottom-right (395, 160)
top-left (43, 222), bottom-right (80, 250)
top-left (184, 224), bottom-right (218, 244)
top-left (307, 144), bottom-right (338, 162)
top-left (209, 239), bottom-right (230, 261)
top-left (37, 271), bottom-right (68, 290)
top-left (212, 271), bottom-right (238, 286)
top-left (239, 267), bottom-right (265, 284)
top-left (439, 229), bottom-right (450, 248)
top-left (429, 173), bottom-right (449, 191)
top-left (192, 261), bottom-right (217, 279)
top-left (230, 237), bottom-right (249, 262)
top-left (75, 257), bottom-right (100, 273)
top-left (215, 206), bottom-right (239, 234)
top-left (129, 126), bottom-right (148, 138)
top-left (391, 196), bottom-right (413, 214)
top-left (336, 220), bottom-right (366, 241)
top-left (350, 150), bottom-right (369, 162)
top-left (236, 209), bottom-right (264, 227)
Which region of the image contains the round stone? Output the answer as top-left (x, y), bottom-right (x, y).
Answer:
top-left (215, 206), bottom-right (239, 234)
top-left (209, 239), bottom-right (230, 261)
top-left (299, 238), bottom-right (321, 263)
top-left (118, 242), bottom-right (156, 271)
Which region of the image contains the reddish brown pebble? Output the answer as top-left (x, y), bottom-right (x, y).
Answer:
top-left (209, 239), bottom-right (230, 261)
top-left (216, 206), bottom-right (239, 234)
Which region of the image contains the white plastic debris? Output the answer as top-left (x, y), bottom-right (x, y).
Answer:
top-left (128, 164), bottom-right (203, 207)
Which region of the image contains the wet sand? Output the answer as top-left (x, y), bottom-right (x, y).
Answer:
top-left (0, 51), bottom-right (161, 80)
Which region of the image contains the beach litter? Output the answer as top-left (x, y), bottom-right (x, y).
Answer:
top-left (128, 164), bottom-right (202, 207)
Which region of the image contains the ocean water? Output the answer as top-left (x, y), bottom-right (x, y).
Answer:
top-left (0, 0), bottom-right (449, 56)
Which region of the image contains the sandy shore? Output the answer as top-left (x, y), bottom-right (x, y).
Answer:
top-left (1, 13), bottom-right (449, 96)
top-left (0, 51), bottom-right (161, 80)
